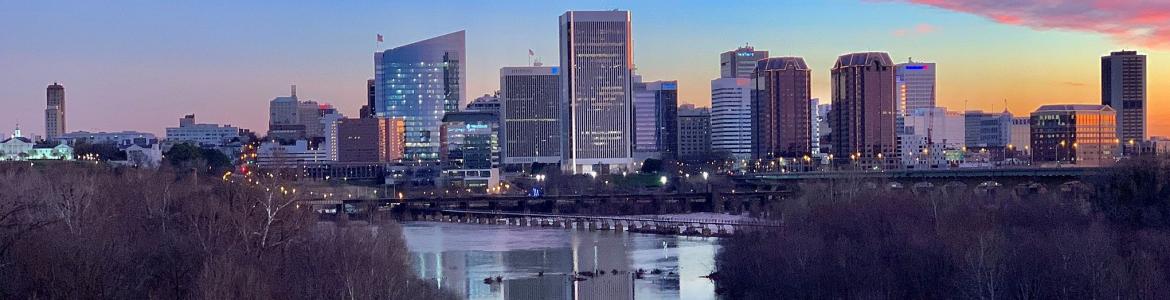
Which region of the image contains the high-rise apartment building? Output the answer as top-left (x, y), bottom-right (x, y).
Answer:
top-left (559, 11), bottom-right (635, 173)
top-left (500, 66), bottom-right (561, 166)
top-left (632, 79), bottom-right (678, 160)
top-left (374, 31), bottom-right (466, 160)
top-left (720, 46), bottom-right (768, 79)
top-left (45, 83), bottom-right (65, 141)
top-left (830, 52), bottom-right (897, 166)
top-left (710, 78), bottom-right (753, 159)
top-left (1101, 50), bottom-right (1147, 149)
top-left (752, 57), bottom-right (812, 159)
top-left (1030, 105), bottom-right (1118, 166)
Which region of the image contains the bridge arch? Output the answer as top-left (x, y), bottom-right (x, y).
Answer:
top-left (942, 181), bottom-right (968, 195)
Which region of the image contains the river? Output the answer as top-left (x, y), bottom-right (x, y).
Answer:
top-left (402, 221), bottom-right (721, 300)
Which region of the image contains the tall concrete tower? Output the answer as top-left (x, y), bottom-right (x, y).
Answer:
top-left (559, 10), bottom-right (635, 174)
top-left (45, 83), bottom-right (65, 141)
top-left (1101, 50), bottom-right (1147, 151)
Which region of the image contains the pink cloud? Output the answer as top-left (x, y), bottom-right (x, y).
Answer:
top-left (915, 23), bottom-right (937, 33)
top-left (902, 0), bottom-right (1170, 49)
top-left (892, 23), bottom-right (939, 37)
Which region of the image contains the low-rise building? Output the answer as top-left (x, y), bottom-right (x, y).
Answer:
top-left (255, 140), bottom-right (328, 169)
top-left (335, 117), bottom-right (405, 163)
top-left (0, 125), bottom-right (74, 161)
top-left (123, 144), bottom-right (164, 168)
top-left (1030, 104), bottom-right (1119, 166)
top-left (58, 131), bottom-right (157, 148)
top-left (440, 112), bottom-right (499, 191)
top-left (165, 114), bottom-right (241, 147)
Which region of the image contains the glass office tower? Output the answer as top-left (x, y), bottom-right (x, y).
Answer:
top-left (374, 31), bottom-right (466, 161)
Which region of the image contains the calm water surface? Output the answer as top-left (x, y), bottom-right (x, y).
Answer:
top-left (402, 221), bottom-right (720, 300)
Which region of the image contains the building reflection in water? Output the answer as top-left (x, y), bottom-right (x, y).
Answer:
top-left (404, 222), bottom-right (717, 300)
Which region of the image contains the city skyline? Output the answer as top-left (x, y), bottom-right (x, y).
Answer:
top-left (2, 1), bottom-right (1168, 137)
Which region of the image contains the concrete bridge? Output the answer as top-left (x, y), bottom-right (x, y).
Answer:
top-left (733, 167), bottom-right (1102, 197)
top-left (397, 209), bottom-right (780, 237)
top-left (305, 191), bottom-right (792, 225)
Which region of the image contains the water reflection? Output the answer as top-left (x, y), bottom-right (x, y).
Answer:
top-left (402, 222), bottom-right (719, 300)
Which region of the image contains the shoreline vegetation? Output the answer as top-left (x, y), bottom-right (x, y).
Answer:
top-left (715, 156), bottom-right (1170, 299)
top-left (0, 163), bottom-right (456, 299)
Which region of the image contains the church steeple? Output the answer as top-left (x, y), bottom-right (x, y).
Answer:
top-left (12, 123), bottom-right (22, 138)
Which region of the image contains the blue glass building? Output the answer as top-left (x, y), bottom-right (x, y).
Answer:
top-left (374, 31), bottom-right (466, 161)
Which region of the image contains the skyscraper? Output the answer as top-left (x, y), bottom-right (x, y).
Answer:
top-left (720, 46), bottom-right (768, 79)
top-left (1101, 50), bottom-right (1147, 149)
top-left (500, 66), bottom-right (561, 166)
top-left (710, 78), bottom-right (753, 159)
top-left (45, 83), bottom-right (65, 141)
top-left (633, 78), bottom-right (678, 160)
top-left (830, 52), bottom-right (897, 166)
top-left (559, 10), bottom-right (634, 174)
top-left (374, 30), bottom-right (466, 161)
top-left (753, 57), bottom-right (812, 159)
top-left (895, 59), bottom-right (937, 113)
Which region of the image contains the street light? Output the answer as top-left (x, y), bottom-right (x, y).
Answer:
top-left (659, 176), bottom-right (668, 185)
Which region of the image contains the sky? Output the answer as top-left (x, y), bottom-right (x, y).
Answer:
top-left (1, 0), bottom-right (1167, 138)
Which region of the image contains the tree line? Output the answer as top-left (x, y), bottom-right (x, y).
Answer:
top-left (715, 156), bottom-right (1170, 299)
top-left (0, 163), bottom-right (455, 299)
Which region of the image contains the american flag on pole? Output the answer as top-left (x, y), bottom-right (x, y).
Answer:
top-left (377, 34), bottom-right (383, 42)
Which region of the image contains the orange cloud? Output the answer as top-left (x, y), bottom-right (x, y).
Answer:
top-left (903, 0), bottom-right (1170, 49)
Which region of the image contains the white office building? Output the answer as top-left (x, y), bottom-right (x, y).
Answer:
top-left (899, 107), bottom-right (965, 167)
top-left (165, 114), bottom-right (241, 147)
top-left (559, 10), bottom-right (635, 174)
top-left (710, 77), bottom-right (753, 160)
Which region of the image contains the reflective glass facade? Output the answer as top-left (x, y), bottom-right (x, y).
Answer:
top-left (374, 31), bottom-right (465, 161)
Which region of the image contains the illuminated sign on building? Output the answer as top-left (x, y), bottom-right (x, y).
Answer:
top-left (905, 65), bottom-right (928, 70)
top-left (736, 52), bottom-right (753, 57)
